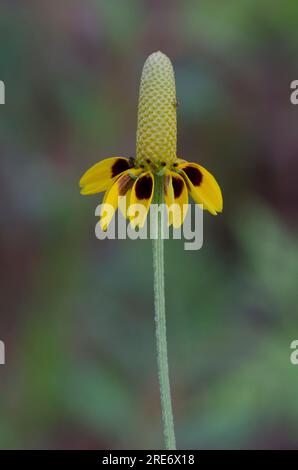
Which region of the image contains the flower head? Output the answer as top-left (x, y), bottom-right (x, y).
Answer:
top-left (79, 51), bottom-right (223, 229)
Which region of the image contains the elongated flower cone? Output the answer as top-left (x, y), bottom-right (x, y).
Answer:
top-left (136, 51), bottom-right (177, 169)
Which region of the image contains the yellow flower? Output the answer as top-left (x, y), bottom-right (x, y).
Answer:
top-left (79, 51), bottom-right (223, 229)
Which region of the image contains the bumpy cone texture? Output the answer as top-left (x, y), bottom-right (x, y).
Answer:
top-left (136, 51), bottom-right (177, 169)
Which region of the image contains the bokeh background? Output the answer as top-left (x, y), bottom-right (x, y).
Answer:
top-left (1, 0), bottom-right (298, 450)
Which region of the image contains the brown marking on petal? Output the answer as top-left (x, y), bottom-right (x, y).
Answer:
top-left (118, 174), bottom-right (134, 196)
top-left (183, 165), bottom-right (203, 187)
top-left (111, 158), bottom-right (130, 178)
top-left (172, 176), bottom-right (184, 198)
top-left (135, 174), bottom-right (153, 200)
top-left (164, 174), bottom-right (170, 196)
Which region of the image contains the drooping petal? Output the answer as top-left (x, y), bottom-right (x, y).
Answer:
top-left (80, 157), bottom-right (130, 195)
top-left (164, 171), bottom-right (188, 228)
top-left (178, 162), bottom-right (223, 215)
top-left (118, 169), bottom-right (143, 219)
top-left (129, 172), bottom-right (154, 228)
top-left (100, 170), bottom-right (136, 231)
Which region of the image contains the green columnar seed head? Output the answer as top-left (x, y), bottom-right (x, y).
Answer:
top-left (136, 51), bottom-right (177, 170)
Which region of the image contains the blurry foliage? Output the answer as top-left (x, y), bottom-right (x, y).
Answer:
top-left (0, 0), bottom-right (298, 449)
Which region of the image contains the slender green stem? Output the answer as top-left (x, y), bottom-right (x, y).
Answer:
top-left (152, 175), bottom-right (176, 450)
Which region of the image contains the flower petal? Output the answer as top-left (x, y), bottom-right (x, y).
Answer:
top-left (80, 157), bottom-right (130, 195)
top-left (118, 189), bottom-right (132, 219)
top-left (178, 162), bottom-right (223, 215)
top-left (117, 169), bottom-right (143, 219)
top-left (129, 172), bottom-right (154, 228)
top-left (164, 171), bottom-right (188, 227)
top-left (100, 170), bottom-right (135, 231)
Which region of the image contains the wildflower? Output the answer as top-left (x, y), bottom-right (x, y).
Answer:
top-left (79, 52), bottom-right (224, 450)
top-left (79, 51), bottom-right (223, 230)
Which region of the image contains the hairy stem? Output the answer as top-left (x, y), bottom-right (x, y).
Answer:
top-left (152, 175), bottom-right (176, 450)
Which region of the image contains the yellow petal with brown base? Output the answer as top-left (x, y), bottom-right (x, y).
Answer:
top-left (129, 172), bottom-right (154, 228)
top-left (100, 169), bottom-right (140, 231)
top-left (164, 171), bottom-right (188, 228)
top-left (178, 162), bottom-right (223, 215)
top-left (80, 157), bottom-right (130, 195)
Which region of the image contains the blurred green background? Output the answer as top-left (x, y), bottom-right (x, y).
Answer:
top-left (1, 0), bottom-right (298, 450)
